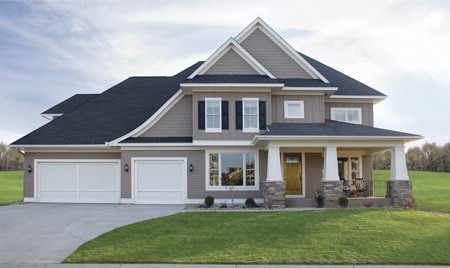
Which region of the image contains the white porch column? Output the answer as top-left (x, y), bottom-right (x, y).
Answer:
top-left (266, 146), bottom-right (283, 181)
top-left (323, 146), bottom-right (339, 181)
top-left (390, 145), bottom-right (409, 181)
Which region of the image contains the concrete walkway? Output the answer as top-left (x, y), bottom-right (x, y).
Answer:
top-left (0, 204), bottom-right (184, 265)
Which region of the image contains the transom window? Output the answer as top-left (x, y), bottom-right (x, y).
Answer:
top-left (208, 152), bottom-right (258, 190)
top-left (331, 108), bottom-right (362, 124)
top-left (284, 100), bottom-right (304, 119)
top-left (205, 98), bottom-right (221, 132)
top-left (243, 99), bottom-right (259, 132)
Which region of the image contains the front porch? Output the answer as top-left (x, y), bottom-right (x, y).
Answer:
top-left (261, 141), bottom-right (414, 209)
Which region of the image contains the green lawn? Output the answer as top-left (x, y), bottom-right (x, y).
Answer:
top-left (0, 171), bottom-right (23, 205)
top-left (373, 170), bottom-right (450, 214)
top-left (65, 209), bottom-right (450, 264)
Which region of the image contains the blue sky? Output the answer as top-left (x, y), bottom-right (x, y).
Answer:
top-left (1, 0), bottom-right (449, 148)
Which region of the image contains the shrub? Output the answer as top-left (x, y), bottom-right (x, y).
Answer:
top-left (338, 196), bottom-right (348, 208)
top-left (245, 197), bottom-right (256, 208)
top-left (204, 195), bottom-right (214, 207)
top-left (404, 198), bottom-right (417, 210)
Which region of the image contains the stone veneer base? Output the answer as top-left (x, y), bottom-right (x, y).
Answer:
top-left (387, 180), bottom-right (413, 208)
top-left (322, 181), bottom-right (344, 208)
top-left (263, 181), bottom-right (286, 209)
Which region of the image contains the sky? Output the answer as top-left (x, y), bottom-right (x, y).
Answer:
top-left (0, 0), bottom-right (449, 148)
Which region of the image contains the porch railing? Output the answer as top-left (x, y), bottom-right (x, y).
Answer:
top-left (343, 179), bottom-right (388, 197)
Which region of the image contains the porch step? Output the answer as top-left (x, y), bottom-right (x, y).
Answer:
top-left (286, 198), bottom-right (317, 208)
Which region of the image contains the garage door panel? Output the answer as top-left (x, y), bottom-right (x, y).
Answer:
top-left (79, 163), bottom-right (118, 190)
top-left (37, 160), bottom-right (119, 203)
top-left (134, 159), bottom-right (185, 204)
top-left (137, 162), bottom-right (183, 190)
top-left (39, 163), bottom-right (77, 190)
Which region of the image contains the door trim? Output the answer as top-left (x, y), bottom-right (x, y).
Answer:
top-left (131, 157), bottom-right (187, 204)
top-left (282, 153), bottom-right (305, 198)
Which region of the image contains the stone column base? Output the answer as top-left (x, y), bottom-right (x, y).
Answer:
top-left (322, 181), bottom-right (343, 208)
top-left (263, 181), bottom-right (286, 209)
top-left (387, 180), bottom-right (413, 208)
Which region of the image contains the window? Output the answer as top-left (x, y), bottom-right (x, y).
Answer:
top-left (207, 152), bottom-right (258, 190)
top-left (284, 100), bottom-right (304, 119)
top-left (331, 108), bottom-right (362, 124)
top-left (242, 99), bottom-right (259, 132)
top-left (205, 98), bottom-right (221, 132)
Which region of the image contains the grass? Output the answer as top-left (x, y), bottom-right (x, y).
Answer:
top-left (373, 170), bottom-right (450, 214)
top-left (65, 209), bottom-right (450, 264)
top-left (0, 171), bottom-right (23, 205)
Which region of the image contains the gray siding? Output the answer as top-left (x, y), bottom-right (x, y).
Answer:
top-left (139, 95), bottom-right (193, 137)
top-left (325, 102), bottom-right (374, 126)
top-left (240, 28), bottom-right (313, 79)
top-left (272, 95), bottom-right (324, 123)
top-left (362, 155), bottom-right (373, 180)
top-left (23, 152), bottom-right (121, 198)
top-left (193, 91), bottom-right (271, 140)
top-left (121, 150), bottom-right (266, 199)
top-left (304, 153), bottom-right (323, 198)
top-left (205, 49), bottom-right (259, 75)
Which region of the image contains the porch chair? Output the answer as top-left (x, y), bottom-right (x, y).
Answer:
top-left (355, 178), bottom-right (369, 197)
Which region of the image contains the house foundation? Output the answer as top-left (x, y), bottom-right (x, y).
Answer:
top-left (263, 181), bottom-right (286, 209)
top-left (322, 181), bottom-right (344, 208)
top-left (387, 180), bottom-right (413, 208)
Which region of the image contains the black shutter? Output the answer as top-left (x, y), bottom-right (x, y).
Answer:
top-left (222, 101), bottom-right (229, 130)
top-left (259, 101), bottom-right (266, 130)
top-left (198, 101), bottom-right (205, 130)
top-left (235, 101), bottom-right (243, 130)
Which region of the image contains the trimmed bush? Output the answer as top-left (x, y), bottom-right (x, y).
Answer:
top-left (338, 196), bottom-right (348, 208)
top-left (204, 195), bottom-right (214, 207)
top-left (245, 197), bottom-right (256, 208)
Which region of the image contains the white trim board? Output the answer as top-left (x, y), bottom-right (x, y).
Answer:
top-left (188, 38), bottom-right (275, 79)
top-left (41, 113), bottom-right (63, 120)
top-left (181, 83), bottom-right (284, 88)
top-left (235, 17), bottom-right (329, 83)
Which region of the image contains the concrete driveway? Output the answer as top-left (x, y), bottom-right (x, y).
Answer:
top-left (0, 203), bottom-right (184, 264)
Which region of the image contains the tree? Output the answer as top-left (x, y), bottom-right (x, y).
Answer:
top-left (0, 141), bottom-right (24, 171)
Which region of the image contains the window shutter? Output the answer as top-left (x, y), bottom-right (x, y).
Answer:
top-left (222, 101), bottom-right (229, 130)
top-left (235, 101), bottom-right (243, 130)
top-left (198, 101), bottom-right (205, 130)
top-left (259, 101), bottom-right (266, 130)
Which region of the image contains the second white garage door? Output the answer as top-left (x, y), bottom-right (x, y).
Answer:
top-left (133, 158), bottom-right (186, 204)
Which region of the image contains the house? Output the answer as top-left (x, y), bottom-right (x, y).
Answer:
top-left (11, 18), bottom-right (421, 208)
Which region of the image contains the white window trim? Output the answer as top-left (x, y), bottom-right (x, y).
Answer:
top-left (205, 150), bottom-right (259, 191)
top-left (205, 98), bottom-right (222, 133)
top-left (284, 100), bottom-right (305, 119)
top-left (242, 98), bottom-right (259, 133)
top-left (331, 108), bottom-right (362, 124)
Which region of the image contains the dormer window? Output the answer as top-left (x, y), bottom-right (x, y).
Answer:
top-left (331, 108), bottom-right (362, 124)
top-left (205, 98), bottom-right (222, 132)
top-left (242, 98), bottom-right (259, 132)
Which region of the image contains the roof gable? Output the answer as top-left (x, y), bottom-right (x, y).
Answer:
top-left (204, 48), bottom-right (259, 75)
top-left (235, 18), bottom-right (329, 82)
top-left (188, 38), bottom-right (275, 79)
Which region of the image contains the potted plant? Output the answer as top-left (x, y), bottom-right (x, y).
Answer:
top-left (314, 186), bottom-right (324, 208)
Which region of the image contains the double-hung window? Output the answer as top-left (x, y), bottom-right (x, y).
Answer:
top-left (205, 98), bottom-right (222, 132)
top-left (242, 98), bottom-right (259, 132)
top-left (331, 108), bottom-right (362, 124)
top-left (207, 152), bottom-right (258, 190)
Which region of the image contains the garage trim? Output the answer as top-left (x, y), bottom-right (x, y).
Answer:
top-left (34, 159), bottom-right (121, 203)
top-left (131, 157), bottom-right (187, 204)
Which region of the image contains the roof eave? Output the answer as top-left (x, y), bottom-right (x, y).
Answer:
top-left (252, 135), bottom-right (424, 144)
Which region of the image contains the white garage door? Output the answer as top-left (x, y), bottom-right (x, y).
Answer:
top-left (133, 158), bottom-right (186, 204)
top-left (37, 160), bottom-right (120, 203)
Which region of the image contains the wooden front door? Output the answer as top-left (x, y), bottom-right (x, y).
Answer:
top-left (283, 153), bottom-right (302, 195)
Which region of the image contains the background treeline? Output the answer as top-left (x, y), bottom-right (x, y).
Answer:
top-left (373, 142), bottom-right (450, 172)
top-left (0, 142), bottom-right (24, 171)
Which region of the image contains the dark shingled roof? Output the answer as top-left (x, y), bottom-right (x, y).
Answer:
top-left (120, 137), bottom-right (193, 143)
top-left (11, 62), bottom-right (203, 145)
top-left (299, 53), bottom-right (386, 96)
top-left (264, 120), bottom-right (419, 137)
top-left (183, 75), bottom-right (333, 88)
top-left (42, 94), bottom-right (99, 115)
